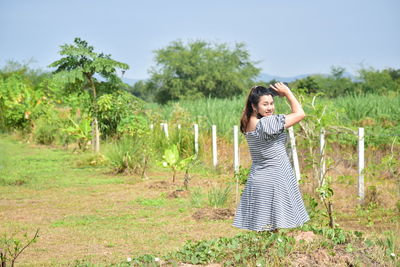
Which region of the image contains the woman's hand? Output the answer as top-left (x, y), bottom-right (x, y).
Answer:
top-left (269, 82), bottom-right (291, 97)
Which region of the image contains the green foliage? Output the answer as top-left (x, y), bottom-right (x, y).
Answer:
top-left (163, 230), bottom-right (279, 266)
top-left (106, 135), bottom-right (146, 174)
top-left (97, 90), bottom-right (145, 137)
top-left (207, 184), bottom-right (232, 208)
top-left (290, 66), bottom-right (400, 97)
top-left (62, 114), bottom-right (93, 151)
top-left (235, 166), bottom-right (250, 186)
top-left (0, 228), bottom-right (40, 267)
top-left (294, 76), bottom-right (321, 94)
top-left (302, 193), bottom-right (319, 220)
top-left (190, 187), bottom-right (205, 208)
top-left (0, 72), bottom-right (53, 132)
top-left (33, 116), bottom-right (60, 145)
top-left (49, 37), bottom-right (130, 151)
top-left (146, 39), bottom-right (261, 104)
top-left (357, 67), bottom-right (400, 94)
top-left (159, 143), bottom-right (196, 182)
top-left (49, 37), bottom-right (129, 88)
top-left (167, 103), bottom-right (196, 157)
top-left (316, 175), bottom-right (337, 228)
top-left (116, 114), bottom-right (149, 138)
top-left (375, 230), bottom-right (398, 261)
top-left (312, 66), bottom-right (354, 97)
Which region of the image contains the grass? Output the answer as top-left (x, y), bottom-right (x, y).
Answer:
top-left (0, 134), bottom-right (238, 266)
top-left (0, 133), bottom-right (399, 266)
top-left (145, 92), bottom-right (400, 147)
top-left (0, 135), bottom-right (123, 188)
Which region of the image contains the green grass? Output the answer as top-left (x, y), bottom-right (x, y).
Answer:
top-left (145, 92), bottom-right (400, 146)
top-left (0, 134), bottom-right (124, 188)
top-left (1, 134), bottom-right (399, 266)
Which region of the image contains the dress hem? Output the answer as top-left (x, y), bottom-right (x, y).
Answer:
top-left (231, 218), bottom-right (310, 232)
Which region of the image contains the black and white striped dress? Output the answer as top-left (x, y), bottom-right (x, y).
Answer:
top-left (232, 114), bottom-right (310, 232)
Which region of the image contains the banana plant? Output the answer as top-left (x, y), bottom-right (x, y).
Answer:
top-left (62, 115), bottom-right (92, 151)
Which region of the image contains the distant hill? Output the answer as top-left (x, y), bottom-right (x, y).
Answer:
top-left (257, 72), bottom-right (357, 83)
top-left (122, 72), bottom-right (357, 85)
top-left (257, 73), bottom-right (311, 83)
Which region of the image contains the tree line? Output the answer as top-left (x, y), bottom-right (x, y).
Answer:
top-left (1, 37), bottom-right (399, 151)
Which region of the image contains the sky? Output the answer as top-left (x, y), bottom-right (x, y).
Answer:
top-left (1, 0), bottom-right (399, 80)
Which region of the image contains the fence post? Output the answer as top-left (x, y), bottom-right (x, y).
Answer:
top-left (194, 124), bottom-right (199, 158)
top-left (212, 125), bottom-right (218, 168)
top-left (319, 128), bottom-right (326, 187)
top-left (233, 125), bottom-right (240, 205)
top-left (163, 123), bottom-right (169, 138)
top-left (288, 126), bottom-right (301, 182)
top-left (233, 125), bottom-right (239, 173)
top-left (358, 127), bottom-right (365, 204)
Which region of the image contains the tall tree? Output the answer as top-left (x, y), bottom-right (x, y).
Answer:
top-left (49, 37), bottom-right (129, 152)
top-left (148, 40), bottom-right (261, 104)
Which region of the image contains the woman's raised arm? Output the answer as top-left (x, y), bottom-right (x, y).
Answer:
top-left (269, 82), bottom-right (305, 129)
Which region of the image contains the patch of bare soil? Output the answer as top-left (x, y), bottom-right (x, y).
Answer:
top-left (167, 189), bottom-right (191, 198)
top-left (177, 264), bottom-right (221, 267)
top-left (192, 208), bottom-right (235, 221)
top-left (287, 231), bottom-right (318, 243)
top-left (148, 180), bottom-right (176, 190)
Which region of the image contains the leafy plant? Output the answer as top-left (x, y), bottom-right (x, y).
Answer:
top-left (235, 166), bottom-right (250, 186)
top-left (0, 228), bottom-right (39, 267)
top-left (160, 143), bottom-right (196, 183)
top-left (62, 115), bottom-right (92, 151)
top-left (207, 184), bottom-right (232, 208)
top-left (106, 136), bottom-right (145, 174)
top-left (316, 175), bottom-right (336, 228)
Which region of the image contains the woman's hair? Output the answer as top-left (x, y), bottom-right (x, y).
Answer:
top-left (240, 85), bottom-right (278, 134)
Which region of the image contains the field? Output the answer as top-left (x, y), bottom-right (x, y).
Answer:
top-left (1, 130), bottom-right (399, 266)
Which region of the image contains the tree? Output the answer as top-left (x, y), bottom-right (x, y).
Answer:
top-left (49, 37), bottom-right (129, 153)
top-left (357, 67), bottom-right (399, 94)
top-left (294, 76), bottom-right (320, 94)
top-left (147, 40), bottom-right (261, 104)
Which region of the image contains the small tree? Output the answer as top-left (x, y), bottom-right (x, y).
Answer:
top-left (49, 37), bottom-right (129, 153)
top-left (160, 143), bottom-right (196, 183)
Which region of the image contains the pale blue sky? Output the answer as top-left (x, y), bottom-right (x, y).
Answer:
top-left (1, 0), bottom-right (399, 80)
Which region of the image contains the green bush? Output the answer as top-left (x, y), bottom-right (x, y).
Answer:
top-left (33, 116), bottom-right (60, 145)
top-left (106, 135), bottom-right (146, 174)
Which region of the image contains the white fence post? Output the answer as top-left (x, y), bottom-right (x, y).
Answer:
top-left (288, 127), bottom-right (301, 183)
top-left (163, 123), bottom-right (169, 138)
top-left (358, 127), bottom-right (365, 204)
top-left (233, 125), bottom-right (240, 206)
top-left (194, 124), bottom-right (199, 158)
top-left (319, 128), bottom-right (326, 187)
top-left (233, 125), bottom-right (239, 173)
top-left (212, 125), bottom-right (218, 168)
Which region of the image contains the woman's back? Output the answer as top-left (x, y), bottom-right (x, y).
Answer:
top-left (245, 114), bottom-right (288, 164)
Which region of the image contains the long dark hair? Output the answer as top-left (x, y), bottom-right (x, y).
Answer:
top-left (240, 85), bottom-right (278, 134)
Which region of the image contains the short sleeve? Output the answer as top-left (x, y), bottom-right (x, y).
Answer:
top-left (259, 114), bottom-right (286, 141)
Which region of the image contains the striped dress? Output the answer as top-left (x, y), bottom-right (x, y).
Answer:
top-left (232, 114), bottom-right (310, 232)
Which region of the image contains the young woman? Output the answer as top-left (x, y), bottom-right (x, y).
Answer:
top-left (231, 82), bottom-right (310, 233)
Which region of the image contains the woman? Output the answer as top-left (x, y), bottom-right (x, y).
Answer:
top-left (231, 82), bottom-right (310, 233)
